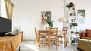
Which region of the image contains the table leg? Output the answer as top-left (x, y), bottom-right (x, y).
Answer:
top-left (64, 35), bottom-right (67, 48)
top-left (38, 32), bottom-right (40, 48)
top-left (19, 46), bottom-right (20, 51)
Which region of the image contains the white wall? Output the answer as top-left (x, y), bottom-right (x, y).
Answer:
top-left (11, 0), bottom-right (91, 40)
top-left (66, 0), bottom-right (91, 31)
top-left (11, 0), bottom-right (64, 40)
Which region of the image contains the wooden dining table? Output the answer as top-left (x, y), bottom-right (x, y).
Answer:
top-left (38, 30), bottom-right (67, 48)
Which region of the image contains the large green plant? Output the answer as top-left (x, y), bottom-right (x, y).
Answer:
top-left (46, 19), bottom-right (54, 27)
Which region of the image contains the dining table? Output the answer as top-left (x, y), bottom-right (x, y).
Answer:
top-left (38, 29), bottom-right (67, 48)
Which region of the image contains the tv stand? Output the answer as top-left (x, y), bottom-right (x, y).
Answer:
top-left (0, 32), bottom-right (23, 51)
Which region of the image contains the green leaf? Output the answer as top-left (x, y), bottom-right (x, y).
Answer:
top-left (66, 2), bottom-right (75, 9)
top-left (46, 19), bottom-right (54, 27)
top-left (71, 23), bottom-right (78, 26)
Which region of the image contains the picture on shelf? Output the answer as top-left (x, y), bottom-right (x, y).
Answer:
top-left (41, 11), bottom-right (51, 23)
top-left (71, 19), bottom-right (75, 23)
top-left (70, 12), bottom-right (76, 16)
top-left (70, 13), bottom-right (73, 16)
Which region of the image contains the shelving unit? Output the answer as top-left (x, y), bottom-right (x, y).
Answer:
top-left (67, 9), bottom-right (78, 43)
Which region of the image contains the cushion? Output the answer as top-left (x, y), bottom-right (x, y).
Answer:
top-left (86, 29), bottom-right (91, 38)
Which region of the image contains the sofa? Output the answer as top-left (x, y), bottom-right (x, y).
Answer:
top-left (77, 39), bottom-right (91, 51)
top-left (77, 29), bottom-right (91, 51)
top-left (80, 29), bottom-right (91, 39)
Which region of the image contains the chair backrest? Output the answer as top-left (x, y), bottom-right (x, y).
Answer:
top-left (62, 27), bottom-right (68, 35)
top-left (62, 27), bottom-right (68, 31)
top-left (34, 27), bottom-right (37, 36)
top-left (48, 27), bottom-right (58, 37)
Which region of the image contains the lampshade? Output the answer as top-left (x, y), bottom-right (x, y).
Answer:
top-left (58, 17), bottom-right (67, 22)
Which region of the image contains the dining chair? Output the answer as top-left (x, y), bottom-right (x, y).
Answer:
top-left (34, 27), bottom-right (46, 46)
top-left (57, 27), bottom-right (68, 48)
top-left (46, 27), bottom-right (58, 50)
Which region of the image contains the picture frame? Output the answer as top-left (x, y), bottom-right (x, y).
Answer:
top-left (41, 11), bottom-right (51, 23)
top-left (77, 9), bottom-right (85, 24)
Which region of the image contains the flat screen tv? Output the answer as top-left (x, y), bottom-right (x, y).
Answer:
top-left (0, 17), bottom-right (12, 36)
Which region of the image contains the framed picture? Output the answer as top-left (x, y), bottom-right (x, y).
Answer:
top-left (41, 11), bottom-right (51, 23)
top-left (77, 10), bottom-right (85, 24)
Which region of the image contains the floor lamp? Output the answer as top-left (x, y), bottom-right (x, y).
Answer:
top-left (58, 17), bottom-right (67, 22)
top-left (58, 17), bottom-right (67, 30)
top-left (58, 17), bottom-right (68, 47)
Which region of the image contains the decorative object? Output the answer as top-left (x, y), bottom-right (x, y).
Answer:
top-left (75, 32), bottom-right (79, 35)
top-left (16, 29), bottom-right (19, 33)
top-left (41, 11), bottom-right (51, 23)
top-left (77, 10), bottom-right (85, 24)
top-left (72, 7), bottom-right (75, 10)
top-left (46, 19), bottom-right (54, 27)
top-left (66, 2), bottom-right (75, 9)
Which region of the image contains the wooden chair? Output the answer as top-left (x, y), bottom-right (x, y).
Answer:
top-left (34, 27), bottom-right (46, 46)
top-left (46, 27), bottom-right (58, 50)
top-left (57, 27), bottom-right (68, 48)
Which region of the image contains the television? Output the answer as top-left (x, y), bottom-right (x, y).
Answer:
top-left (0, 17), bottom-right (12, 36)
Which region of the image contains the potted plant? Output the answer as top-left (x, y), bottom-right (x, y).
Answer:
top-left (66, 2), bottom-right (75, 9)
top-left (70, 23), bottom-right (78, 29)
top-left (75, 32), bottom-right (79, 36)
top-left (46, 19), bottom-right (54, 27)
top-left (16, 29), bottom-right (19, 33)
top-left (71, 31), bottom-right (74, 34)
top-left (71, 23), bottom-right (78, 26)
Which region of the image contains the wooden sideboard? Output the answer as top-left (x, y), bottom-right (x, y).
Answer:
top-left (0, 32), bottom-right (23, 51)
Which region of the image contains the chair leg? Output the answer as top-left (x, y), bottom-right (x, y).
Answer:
top-left (66, 41), bottom-right (67, 46)
top-left (48, 40), bottom-right (50, 50)
top-left (56, 39), bottom-right (58, 50)
top-left (35, 38), bottom-right (37, 44)
top-left (44, 38), bottom-right (46, 47)
top-left (58, 37), bottom-right (59, 46)
top-left (39, 38), bottom-right (40, 48)
top-left (61, 37), bottom-right (63, 43)
top-left (64, 38), bottom-right (67, 48)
